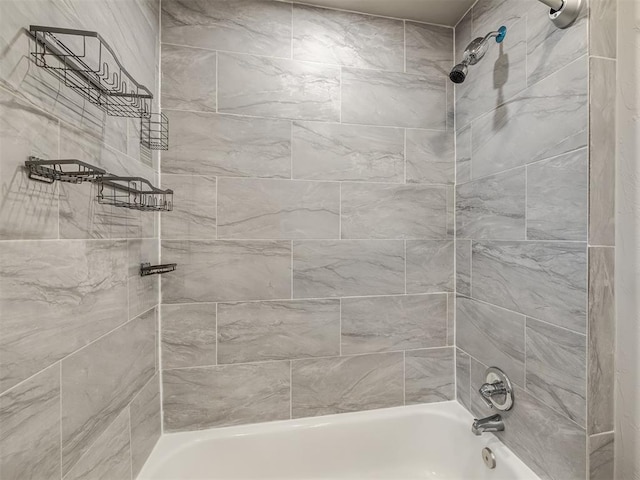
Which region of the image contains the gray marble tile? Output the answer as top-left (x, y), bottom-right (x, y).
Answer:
top-left (498, 385), bottom-right (587, 480)
top-left (218, 178), bottom-right (340, 239)
top-left (526, 0), bottom-right (587, 86)
top-left (446, 185), bottom-right (455, 237)
top-left (456, 239), bottom-right (472, 297)
top-left (471, 56), bottom-right (588, 179)
top-left (455, 17), bottom-right (527, 129)
top-left (472, 241), bottom-right (587, 332)
top-left (456, 125), bottom-right (471, 184)
top-left (293, 240), bottom-right (404, 298)
top-left (446, 293), bottom-right (455, 346)
top-left (163, 361), bottom-right (290, 431)
top-left (590, 0), bottom-right (617, 59)
top-left (456, 168), bottom-right (526, 239)
top-left (455, 348), bottom-right (471, 411)
top-left (162, 240), bottom-right (291, 303)
top-left (61, 310), bottom-right (156, 475)
top-left (292, 5), bottom-right (404, 71)
top-left (588, 247), bottom-right (615, 434)
top-left (405, 347), bottom-right (455, 405)
top-left (64, 410), bottom-right (131, 480)
top-left (218, 53), bottom-right (340, 122)
top-left (161, 0), bottom-right (292, 57)
top-left (130, 374), bottom-right (161, 478)
top-left (405, 22), bottom-right (453, 78)
top-left (470, 0), bottom-right (523, 44)
top-left (469, 357), bottom-right (494, 418)
top-left (341, 68), bottom-right (446, 129)
top-left (589, 58), bottom-right (616, 246)
top-left (527, 149), bottom-right (588, 241)
top-left (341, 183), bottom-right (447, 240)
top-left (0, 90), bottom-right (59, 240)
top-left (218, 299), bottom-right (340, 363)
top-left (162, 304), bottom-right (217, 369)
top-left (162, 110), bottom-right (291, 178)
top-left (161, 44), bottom-right (216, 112)
top-left (406, 240), bottom-right (454, 294)
top-left (406, 129), bottom-right (455, 185)
top-left (589, 433), bottom-right (614, 480)
top-left (0, 364), bottom-right (60, 480)
top-left (0, 240), bottom-right (128, 392)
top-left (128, 239), bottom-right (160, 321)
top-left (161, 174), bottom-right (217, 240)
top-left (291, 121), bottom-right (404, 183)
top-left (526, 317), bottom-right (587, 426)
top-left (454, 8), bottom-right (472, 64)
top-left (341, 294), bottom-right (447, 354)
top-left (291, 352), bottom-right (403, 418)
top-left (457, 297), bottom-right (526, 386)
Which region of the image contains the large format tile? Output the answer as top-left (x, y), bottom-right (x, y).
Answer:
top-left (341, 68), bottom-right (446, 129)
top-left (64, 410), bottom-right (131, 480)
top-left (455, 125), bottom-right (471, 184)
top-left (457, 297), bottom-right (526, 386)
top-left (162, 111), bottom-right (291, 178)
top-left (218, 299), bottom-right (340, 363)
top-left (0, 240), bottom-right (128, 392)
top-left (162, 240), bottom-right (291, 303)
top-left (456, 168), bottom-right (526, 240)
top-left (163, 361), bottom-right (290, 431)
top-left (218, 53), bottom-right (340, 121)
top-left (589, 433), bottom-right (614, 480)
top-left (291, 353), bottom-right (403, 418)
top-left (161, 174), bottom-right (217, 240)
top-left (405, 240), bottom-right (454, 294)
top-left (526, 318), bottom-right (586, 426)
top-left (127, 239), bottom-right (160, 321)
top-left (590, 0), bottom-right (617, 59)
top-left (162, 304), bottom-right (217, 369)
top-left (471, 57), bottom-right (587, 179)
top-left (589, 58), bottom-right (616, 246)
top-left (293, 240), bottom-right (404, 298)
top-left (527, 149), bottom-right (588, 241)
top-left (588, 247), bottom-right (615, 434)
top-left (405, 347), bottom-right (455, 404)
top-left (292, 5), bottom-right (404, 71)
top-left (0, 90), bottom-right (59, 240)
top-left (0, 365), bottom-right (60, 480)
top-left (455, 348), bottom-right (471, 411)
top-left (341, 294), bottom-right (447, 354)
top-left (218, 178), bottom-right (340, 239)
top-left (61, 310), bottom-right (156, 474)
top-left (472, 241), bottom-right (587, 332)
top-left (341, 183), bottom-right (447, 239)
top-left (291, 121), bottom-right (404, 183)
top-left (161, 44), bottom-right (216, 112)
top-left (405, 129), bottom-right (455, 185)
top-left (405, 22), bottom-right (453, 78)
top-left (130, 375), bottom-right (161, 478)
top-left (161, 0), bottom-right (292, 57)
top-left (456, 239), bottom-right (471, 297)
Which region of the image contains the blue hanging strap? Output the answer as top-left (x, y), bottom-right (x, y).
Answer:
top-left (496, 26), bottom-right (507, 43)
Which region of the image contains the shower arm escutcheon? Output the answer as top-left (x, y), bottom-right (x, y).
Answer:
top-left (537, 0), bottom-right (583, 29)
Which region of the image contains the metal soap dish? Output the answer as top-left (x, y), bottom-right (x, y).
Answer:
top-left (25, 157), bottom-right (106, 184)
top-left (140, 263), bottom-right (177, 276)
top-left (97, 176), bottom-right (173, 212)
top-left (141, 112), bottom-right (169, 151)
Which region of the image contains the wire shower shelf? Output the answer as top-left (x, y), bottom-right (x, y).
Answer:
top-left (29, 25), bottom-right (153, 118)
top-left (97, 176), bottom-right (174, 212)
top-left (141, 112), bottom-right (169, 150)
top-left (25, 157), bottom-right (107, 184)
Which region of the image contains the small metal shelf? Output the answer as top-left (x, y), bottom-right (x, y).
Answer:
top-left (141, 112), bottom-right (169, 151)
top-left (25, 157), bottom-right (106, 184)
top-left (97, 176), bottom-right (173, 212)
top-left (140, 263), bottom-right (177, 277)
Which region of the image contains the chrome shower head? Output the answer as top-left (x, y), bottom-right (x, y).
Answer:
top-left (449, 26), bottom-right (506, 84)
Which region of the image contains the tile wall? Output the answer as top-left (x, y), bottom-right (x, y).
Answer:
top-left (453, 1), bottom-right (616, 479)
top-left (0, 0), bottom-right (162, 478)
top-left (159, 0), bottom-right (457, 432)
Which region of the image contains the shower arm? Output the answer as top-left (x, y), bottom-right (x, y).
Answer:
top-left (537, 0), bottom-right (582, 29)
top-left (538, 0), bottom-right (564, 11)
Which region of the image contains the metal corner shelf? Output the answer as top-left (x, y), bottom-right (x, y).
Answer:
top-left (24, 157), bottom-right (174, 212)
top-left (140, 263), bottom-right (177, 277)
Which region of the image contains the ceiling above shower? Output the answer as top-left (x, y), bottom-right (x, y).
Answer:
top-left (288, 0), bottom-right (476, 26)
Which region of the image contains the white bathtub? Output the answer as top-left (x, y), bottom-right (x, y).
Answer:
top-left (138, 401), bottom-right (539, 480)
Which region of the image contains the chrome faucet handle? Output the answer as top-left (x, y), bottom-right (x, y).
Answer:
top-left (476, 368), bottom-right (514, 411)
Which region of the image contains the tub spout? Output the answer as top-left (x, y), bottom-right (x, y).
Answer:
top-left (471, 414), bottom-right (504, 436)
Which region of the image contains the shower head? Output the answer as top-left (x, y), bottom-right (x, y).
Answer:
top-left (449, 26), bottom-right (506, 84)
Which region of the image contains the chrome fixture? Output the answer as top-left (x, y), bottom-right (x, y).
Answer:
top-left (478, 367), bottom-right (514, 411)
top-left (482, 447), bottom-right (497, 469)
top-left (449, 26), bottom-right (507, 84)
top-left (472, 414), bottom-right (505, 436)
top-left (537, 0), bottom-right (583, 29)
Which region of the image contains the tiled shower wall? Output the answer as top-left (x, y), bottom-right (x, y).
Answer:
top-left (0, 1), bottom-right (162, 478)
top-left (453, 1), bottom-right (616, 479)
top-left (159, 0), bottom-right (457, 431)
